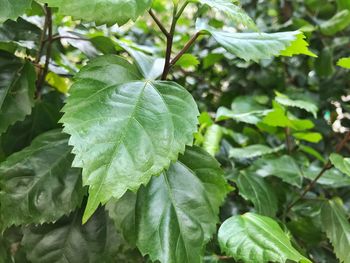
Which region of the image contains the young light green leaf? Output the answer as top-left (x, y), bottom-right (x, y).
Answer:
top-left (108, 146), bottom-right (229, 263)
top-left (229, 144), bottom-right (284, 159)
top-left (236, 171), bottom-right (278, 216)
top-left (249, 155), bottom-right (303, 187)
top-left (36, 0), bottom-right (152, 26)
top-left (0, 51), bottom-right (36, 135)
top-left (175, 53), bottom-right (200, 69)
top-left (337, 57), bottom-right (350, 69)
top-left (22, 208), bottom-right (108, 263)
top-left (279, 33), bottom-right (317, 58)
top-left (198, 0), bottom-right (256, 29)
top-left (203, 124), bottom-right (223, 156)
top-left (293, 132), bottom-right (323, 143)
top-left (0, 130), bottom-right (84, 230)
top-left (275, 92), bottom-right (318, 118)
top-left (330, 153), bottom-right (350, 176)
top-left (61, 55), bottom-right (199, 223)
top-left (0, 0), bottom-right (32, 23)
top-left (321, 198), bottom-right (350, 263)
top-left (218, 213), bottom-right (311, 263)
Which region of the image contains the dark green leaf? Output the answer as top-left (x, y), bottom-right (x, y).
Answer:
top-left (108, 146), bottom-right (229, 263)
top-left (236, 171), bottom-right (278, 216)
top-left (22, 208), bottom-right (108, 263)
top-left (0, 0), bottom-right (32, 23)
top-left (0, 51), bottom-right (36, 135)
top-left (321, 198), bottom-right (350, 263)
top-left (0, 130), bottom-right (84, 230)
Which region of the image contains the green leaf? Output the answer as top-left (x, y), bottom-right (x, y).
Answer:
top-left (236, 171), bottom-right (278, 216)
top-left (108, 146), bottom-right (229, 263)
top-left (198, 23), bottom-right (312, 62)
top-left (337, 57), bottom-right (350, 69)
top-left (275, 92), bottom-right (318, 118)
top-left (61, 55), bottom-right (199, 222)
top-left (321, 198), bottom-right (350, 263)
top-left (0, 18), bottom-right (41, 51)
top-left (279, 33), bottom-right (317, 58)
top-left (293, 132), bottom-right (323, 143)
top-left (37, 0), bottom-right (152, 26)
top-left (0, 51), bottom-right (36, 135)
top-left (330, 153), bottom-right (350, 176)
top-left (320, 10), bottom-right (350, 36)
top-left (315, 47), bottom-right (335, 77)
top-left (22, 208), bottom-right (109, 263)
top-left (197, 0), bottom-right (256, 29)
top-left (216, 96), bottom-right (271, 124)
top-left (218, 213), bottom-right (311, 263)
top-left (116, 41), bottom-right (165, 79)
top-left (249, 155), bottom-right (303, 187)
top-left (0, 0), bottom-right (32, 23)
top-left (303, 164), bottom-right (350, 188)
top-left (229, 144), bottom-right (284, 159)
top-left (0, 130), bottom-right (84, 230)
top-left (203, 124), bottom-right (223, 156)
top-left (1, 92), bottom-right (64, 156)
top-left (175, 54), bottom-right (200, 69)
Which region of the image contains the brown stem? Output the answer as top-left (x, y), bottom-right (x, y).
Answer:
top-left (287, 131), bottom-right (350, 212)
top-left (35, 4), bottom-right (49, 65)
top-left (169, 32), bottom-right (201, 67)
top-left (161, 5), bottom-right (178, 80)
top-left (285, 127), bottom-right (292, 154)
top-left (36, 6), bottom-right (52, 98)
top-left (149, 9), bottom-right (169, 38)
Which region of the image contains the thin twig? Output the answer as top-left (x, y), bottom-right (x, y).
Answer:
top-left (149, 9), bottom-right (169, 37)
top-left (169, 32), bottom-right (201, 67)
top-left (36, 6), bottom-right (52, 98)
top-left (285, 127), bottom-right (292, 154)
top-left (35, 4), bottom-right (49, 65)
top-left (286, 131), bottom-right (350, 212)
top-left (46, 35), bottom-right (90, 43)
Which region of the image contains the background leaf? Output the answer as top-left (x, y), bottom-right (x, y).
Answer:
top-left (218, 213), bottom-right (311, 263)
top-left (0, 130), bottom-right (84, 230)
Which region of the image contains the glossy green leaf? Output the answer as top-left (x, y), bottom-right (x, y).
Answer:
top-left (249, 155), bottom-right (303, 187)
top-left (37, 0), bottom-right (152, 26)
top-left (275, 92), bottom-right (318, 118)
top-left (22, 208), bottom-right (108, 263)
top-left (303, 164), bottom-right (350, 188)
top-left (61, 55), bottom-right (199, 222)
top-left (0, 130), bottom-right (84, 230)
top-left (236, 171), bottom-right (278, 216)
top-left (321, 199), bottom-right (350, 263)
top-left (229, 144), bottom-right (284, 159)
top-left (198, 0), bottom-right (256, 29)
top-left (0, 18), bottom-right (41, 51)
top-left (218, 213), bottom-right (311, 263)
top-left (330, 153), bottom-right (350, 176)
top-left (0, 51), bottom-right (36, 135)
top-left (320, 10), bottom-right (350, 36)
top-left (0, 0), bottom-right (32, 23)
top-left (198, 24), bottom-right (312, 62)
top-left (337, 57), bottom-right (350, 69)
top-left (108, 146), bottom-right (229, 263)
